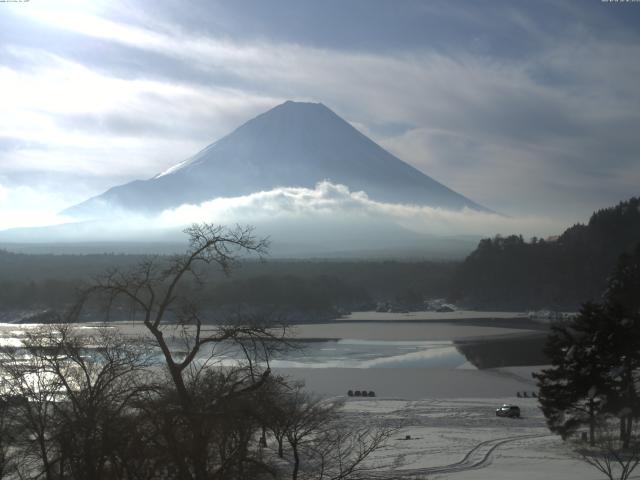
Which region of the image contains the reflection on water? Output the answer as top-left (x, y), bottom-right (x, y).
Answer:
top-left (1, 324), bottom-right (549, 370)
top-left (454, 334), bottom-right (549, 369)
top-left (268, 339), bottom-right (467, 369)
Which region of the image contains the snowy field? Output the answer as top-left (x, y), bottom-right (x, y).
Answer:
top-left (336, 396), bottom-right (622, 480)
top-left (1, 313), bottom-right (618, 479)
top-left (275, 367), bottom-right (540, 399)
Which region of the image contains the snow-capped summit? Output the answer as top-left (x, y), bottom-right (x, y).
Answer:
top-left (63, 101), bottom-right (487, 218)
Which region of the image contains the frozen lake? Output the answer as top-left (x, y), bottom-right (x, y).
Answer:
top-left (0, 315), bottom-right (547, 371)
top-left (265, 339), bottom-right (468, 369)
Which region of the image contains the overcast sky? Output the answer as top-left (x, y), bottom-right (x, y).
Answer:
top-left (1, 0), bottom-right (639, 231)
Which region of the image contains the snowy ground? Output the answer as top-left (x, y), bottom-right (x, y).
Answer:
top-left (337, 396), bottom-right (622, 480)
top-left (275, 367), bottom-right (541, 399)
top-left (275, 364), bottom-right (629, 479)
top-left (3, 314), bottom-right (619, 479)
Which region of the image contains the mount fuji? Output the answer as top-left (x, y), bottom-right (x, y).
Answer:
top-left (63, 101), bottom-right (487, 218)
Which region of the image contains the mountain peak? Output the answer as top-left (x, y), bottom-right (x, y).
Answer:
top-left (281, 99), bottom-right (324, 107)
top-left (250, 100), bottom-right (336, 125)
top-left (63, 102), bottom-right (488, 218)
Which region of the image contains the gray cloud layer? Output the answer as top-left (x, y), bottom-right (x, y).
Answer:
top-left (0, 182), bottom-right (558, 258)
top-left (0, 0), bottom-right (639, 230)
top-left (155, 182), bottom-right (558, 238)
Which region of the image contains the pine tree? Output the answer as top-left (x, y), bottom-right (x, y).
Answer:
top-left (534, 303), bottom-right (611, 445)
top-left (534, 244), bottom-right (640, 447)
top-left (600, 244), bottom-right (640, 448)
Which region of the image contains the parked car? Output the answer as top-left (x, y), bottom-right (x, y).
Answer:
top-left (495, 404), bottom-right (520, 418)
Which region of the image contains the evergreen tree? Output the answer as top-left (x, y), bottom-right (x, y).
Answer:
top-left (534, 303), bottom-right (611, 445)
top-left (604, 243), bottom-right (640, 315)
top-left (534, 244), bottom-right (640, 447)
top-left (600, 244), bottom-right (640, 448)
top-left (451, 197), bottom-right (640, 310)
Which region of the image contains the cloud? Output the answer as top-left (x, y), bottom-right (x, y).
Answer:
top-left (0, 45), bottom-right (280, 178)
top-left (0, 182), bottom-right (560, 258)
top-left (1, 0), bottom-right (639, 228)
top-left (155, 181), bottom-right (559, 238)
top-left (0, 180), bottom-right (77, 230)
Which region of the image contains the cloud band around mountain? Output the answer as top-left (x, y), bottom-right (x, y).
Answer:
top-left (155, 181), bottom-right (558, 238)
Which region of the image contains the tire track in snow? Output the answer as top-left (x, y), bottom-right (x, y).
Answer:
top-left (376, 433), bottom-right (551, 478)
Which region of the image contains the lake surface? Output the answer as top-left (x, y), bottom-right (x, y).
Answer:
top-left (265, 339), bottom-right (468, 369)
top-left (0, 321), bottom-right (548, 370)
top-left (0, 318), bottom-right (549, 398)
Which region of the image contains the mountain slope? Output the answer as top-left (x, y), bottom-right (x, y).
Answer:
top-left (64, 101), bottom-right (487, 218)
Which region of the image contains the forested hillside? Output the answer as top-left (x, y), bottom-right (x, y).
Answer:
top-left (451, 197), bottom-right (640, 310)
top-left (0, 251), bottom-right (456, 320)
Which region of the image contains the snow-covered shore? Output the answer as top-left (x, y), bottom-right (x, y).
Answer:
top-left (334, 397), bottom-right (609, 480)
top-left (0, 317), bottom-right (614, 478)
top-left (276, 366), bottom-right (541, 400)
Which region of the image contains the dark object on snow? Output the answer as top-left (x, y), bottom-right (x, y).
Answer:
top-left (354, 390), bottom-right (362, 397)
top-left (368, 391), bottom-right (376, 397)
top-left (347, 390), bottom-right (354, 397)
top-left (531, 391), bottom-right (537, 398)
top-left (517, 392), bottom-right (522, 398)
top-left (496, 404), bottom-right (520, 418)
top-left (405, 435), bottom-right (411, 440)
top-left (523, 391), bottom-right (529, 398)
top-left (361, 391), bottom-right (368, 397)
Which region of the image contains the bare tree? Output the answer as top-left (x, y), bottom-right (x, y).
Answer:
top-left (305, 424), bottom-right (394, 480)
top-left (0, 324), bottom-right (151, 480)
top-left (90, 224), bottom-right (271, 399)
top-left (86, 223), bottom-right (292, 480)
top-left (259, 376), bottom-right (293, 459)
top-left (261, 381), bottom-right (394, 480)
top-left (1, 223), bottom-right (388, 480)
top-left (0, 391), bottom-right (18, 479)
top-left (276, 383), bottom-right (342, 480)
top-left (578, 423), bottom-right (640, 480)
top-left (1, 332), bottom-right (66, 480)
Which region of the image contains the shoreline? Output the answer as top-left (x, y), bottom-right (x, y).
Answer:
top-left (1, 311), bottom-right (551, 346)
top-left (275, 366), bottom-right (543, 399)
